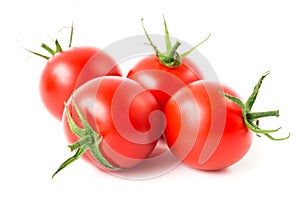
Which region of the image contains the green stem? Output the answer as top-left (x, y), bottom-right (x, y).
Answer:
top-left (89, 139), bottom-right (124, 170)
top-left (180, 33), bottom-right (211, 58)
top-left (68, 135), bottom-right (91, 151)
top-left (41, 43), bottom-right (55, 55)
top-left (265, 133), bottom-right (290, 141)
top-left (222, 71), bottom-right (289, 141)
top-left (245, 71), bottom-right (270, 110)
top-left (243, 117), bottom-right (281, 134)
top-left (163, 15), bottom-right (171, 50)
top-left (55, 39), bottom-right (62, 52)
top-left (141, 18), bottom-right (160, 55)
top-left (247, 110), bottom-right (279, 120)
top-left (158, 40), bottom-right (182, 67)
top-left (166, 40), bottom-right (181, 59)
top-left (68, 22), bottom-right (74, 48)
top-left (64, 102), bottom-right (85, 137)
top-left (52, 95), bottom-right (124, 178)
top-left (25, 22), bottom-right (74, 60)
top-left (52, 145), bottom-right (89, 179)
top-left (220, 92), bottom-right (245, 109)
top-left (141, 17), bottom-right (210, 68)
top-left (22, 46), bottom-right (50, 60)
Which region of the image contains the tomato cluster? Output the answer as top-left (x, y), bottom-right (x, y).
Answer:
top-left (30, 19), bottom-right (289, 178)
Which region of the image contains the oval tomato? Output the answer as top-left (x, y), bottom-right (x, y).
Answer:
top-left (164, 72), bottom-right (289, 171)
top-left (40, 46), bottom-right (121, 121)
top-left (52, 76), bottom-right (164, 177)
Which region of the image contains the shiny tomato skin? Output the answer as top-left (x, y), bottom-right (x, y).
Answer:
top-left (40, 46), bottom-right (121, 120)
top-left (62, 76), bottom-right (163, 169)
top-left (164, 81), bottom-right (252, 170)
top-left (127, 55), bottom-right (203, 109)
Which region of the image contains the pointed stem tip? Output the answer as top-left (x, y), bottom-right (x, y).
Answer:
top-left (141, 17), bottom-right (210, 68)
top-left (52, 95), bottom-right (125, 178)
top-left (222, 72), bottom-right (289, 141)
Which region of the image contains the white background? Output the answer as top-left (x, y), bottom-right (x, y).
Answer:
top-left (1, 0), bottom-right (299, 211)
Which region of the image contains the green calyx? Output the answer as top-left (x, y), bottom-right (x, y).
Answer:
top-left (24, 22), bottom-right (74, 60)
top-left (52, 96), bottom-right (124, 179)
top-left (221, 71), bottom-right (290, 141)
top-left (141, 17), bottom-right (211, 68)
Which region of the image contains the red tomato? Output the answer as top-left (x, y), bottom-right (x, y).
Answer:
top-left (127, 55), bottom-right (203, 108)
top-left (127, 18), bottom-right (209, 109)
top-left (164, 81), bottom-right (252, 170)
top-left (40, 46), bottom-right (121, 120)
top-left (53, 76), bottom-right (164, 177)
top-left (164, 72), bottom-right (289, 171)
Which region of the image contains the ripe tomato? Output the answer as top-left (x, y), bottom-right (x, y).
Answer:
top-left (127, 18), bottom-right (209, 109)
top-left (127, 55), bottom-right (203, 108)
top-left (53, 76), bottom-right (164, 177)
top-left (164, 72), bottom-right (289, 170)
top-left (164, 81), bottom-right (251, 170)
top-left (40, 46), bottom-right (121, 120)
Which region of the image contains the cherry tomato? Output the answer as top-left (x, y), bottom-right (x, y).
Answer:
top-left (40, 46), bottom-right (121, 120)
top-left (164, 72), bottom-right (289, 170)
top-left (127, 18), bottom-right (209, 109)
top-left (52, 76), bottom-right (164, 177)
top-left (127, 55), bottom-right (203, 108)
top-left (164, 81), bottom-right (251, 170)
top-left (28, 25), bottom-right (122, 120)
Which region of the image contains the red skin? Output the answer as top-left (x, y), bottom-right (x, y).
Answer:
top-left (164, 81), bottom-right (252, 170)
top-left (127, 55), bottom-right (203, 109)
top-left (40, 47), bottom-right (121, 120)
top-left (63, 77), bottom-right (163, 169)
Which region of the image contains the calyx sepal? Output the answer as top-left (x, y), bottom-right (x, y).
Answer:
top-left (221, 71), bottom-right (290, 141)
top-left (52, 95), bottom-right (124, 178)
top-left (24, 22), bottom-right (74, 60)
top-left (141, 17), bottom-right (211, 68)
